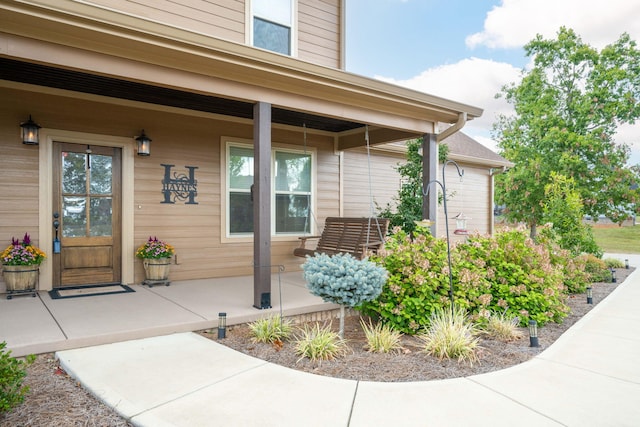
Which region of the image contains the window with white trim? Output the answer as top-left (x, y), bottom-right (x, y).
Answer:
top-left (251, 0), bottom-right (293, 55)
top-left (226, 142), bottom-right (313, 237)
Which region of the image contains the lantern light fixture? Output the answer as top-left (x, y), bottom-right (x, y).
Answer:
top-left (452, 212), bottom-right (470, 235)
top-left (136, 130), bottom-right (151, 156)
top-left (20, 115), bottom-right (41, 145)
top-left (528, 320), bottom-right (539, 347)
top-left (586, 286), bottom-right (593, 304)
top-left (218, 312), bottom-right (227, 339)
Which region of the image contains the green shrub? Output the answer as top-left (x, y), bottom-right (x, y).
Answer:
top-left (581, 254), bottom-right (611, 283)
top-left (603, 257), bottom-right (625, 269)
top-left (417, 306), bottom-right (479, 364)
top-left (480, 311), bottom-right (524, 342)
top-left (294, 323), bottom-right (349, 361)
top-left (362, 227), bottom-right (570, 332)
top-left (0, 342), bottom-right (35, 414)
top-left (360, 319), bottom-right (403, 353)
top-left (360, 227), bottom-right (451, 333)
top-left (248, 315), bottom-right (293, 344)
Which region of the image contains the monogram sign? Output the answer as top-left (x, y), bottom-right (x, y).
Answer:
top-left (161, 164), bottom-right (198, 204)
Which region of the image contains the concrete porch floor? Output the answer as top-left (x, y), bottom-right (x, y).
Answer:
top-left (0, 271), bottom-right (337, 357)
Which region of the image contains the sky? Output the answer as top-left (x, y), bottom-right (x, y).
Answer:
top-left (345, 0), bottom-right (640, 165)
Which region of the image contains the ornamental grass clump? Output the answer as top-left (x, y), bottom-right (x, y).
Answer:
top-left (294, 323), bottom-right (349, 362)
top-left (1, 233), bottom-right (46, 266)
top-left (418, 306), bottom-right (480, 364)
top-left (481, 310), bottom-right (524, 342)
top-left (360, 319), bottom-right (403, 353)
top-left (248, 315), bottom-right (293, 344)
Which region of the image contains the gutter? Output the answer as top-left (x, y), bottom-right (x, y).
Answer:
top-left (437, 112), bottom-right (467, 143)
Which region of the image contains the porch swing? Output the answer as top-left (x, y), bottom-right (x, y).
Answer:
top-left (293, 125), bottom-right (390, 260)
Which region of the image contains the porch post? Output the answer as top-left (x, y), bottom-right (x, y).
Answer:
top-left (253, 102), bottom-right (272, 309)
top-left (422, 133), bottom-right (438, 235)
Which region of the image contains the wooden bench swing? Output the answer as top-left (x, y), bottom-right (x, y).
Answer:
top-left (293, 216), bottom-right (390, 260)
top-left (292, 124), bottom-right (389, 260)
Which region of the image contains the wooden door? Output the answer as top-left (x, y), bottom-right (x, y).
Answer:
top-left (52, 142), bottom-right (122, 287)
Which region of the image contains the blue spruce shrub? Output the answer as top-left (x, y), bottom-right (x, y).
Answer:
top-left (302, 253), bottom-right (388, 307)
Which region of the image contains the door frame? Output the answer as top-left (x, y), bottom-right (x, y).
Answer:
top-left (39, 129), bottom-right (135, 291)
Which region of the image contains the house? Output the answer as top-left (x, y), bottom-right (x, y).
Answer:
top-left (342, 132), bottom-right (514, 238)
top-left (0, 0), bottom-right (482, 308)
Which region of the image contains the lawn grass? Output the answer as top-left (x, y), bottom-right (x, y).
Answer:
top-left (592, 225), bottom-right (640, 254)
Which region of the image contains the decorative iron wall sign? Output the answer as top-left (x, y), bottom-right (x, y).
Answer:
top-left (161, 164), bottom-right (198, 204)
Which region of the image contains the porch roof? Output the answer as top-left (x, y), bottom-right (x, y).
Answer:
top-left (0, 0), bottom-right (483, 149)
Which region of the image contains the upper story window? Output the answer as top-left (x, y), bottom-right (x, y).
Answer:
top-left (251, 0), bottom-right (294, 55)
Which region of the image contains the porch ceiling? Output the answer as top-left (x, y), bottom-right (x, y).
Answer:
top-left (0, 57), bottom-right (362, 134)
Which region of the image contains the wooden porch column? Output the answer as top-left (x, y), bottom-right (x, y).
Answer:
top-left (253, 102), bottom-right (272, 309)
top-left (422, 133), bottom-right (438, 235)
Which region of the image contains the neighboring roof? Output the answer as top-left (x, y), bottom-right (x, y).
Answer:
top-left (445, 132), bottom-right (514, 169)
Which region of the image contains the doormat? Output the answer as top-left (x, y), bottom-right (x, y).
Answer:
top-left (48, 284), bottom-right (135, 299)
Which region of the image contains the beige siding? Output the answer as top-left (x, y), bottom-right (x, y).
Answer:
top-left (298, 0), bottom-right (341, 68)
top-left (342, 149), bottom-right (404, 218)
top-left (437, 163), bottom-right (492, 241)
top-left (86, 0), bottom-right (245, 43)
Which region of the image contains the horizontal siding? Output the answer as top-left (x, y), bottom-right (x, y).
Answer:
top-left (437, 164), bottom-right (492, 241)
top-left (86, 0), bottom-right (245, 43)
top-left (298, 0), bottom-right (341, 68)
top-left (342, 150), bottom-right (404, 218)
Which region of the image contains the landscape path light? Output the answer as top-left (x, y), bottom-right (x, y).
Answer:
top-left (586, 286), bottom-right (593, 304)
top-left (529, 320), bottom-right (539, 348)
top-left (218, 312), bottom-right (227, 339)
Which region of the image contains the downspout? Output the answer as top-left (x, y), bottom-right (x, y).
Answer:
top-left (437, 112), bottom-right (467, 143)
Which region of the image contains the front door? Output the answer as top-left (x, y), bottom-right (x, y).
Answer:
top-left (52, 142), bottom-right (122, 288)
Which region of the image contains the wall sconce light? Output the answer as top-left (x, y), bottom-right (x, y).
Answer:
top-left (528, 319), bottom-right (539, 347)
top-left (452, 212), bottom-right (470, 235)
top-left (135, 130), bottom-right (151, 156)
top-left (218, 312), bottom-right (227, 339)
top-left (611, 268), bottom-right (617, 283)
top-left (20, 115), bottom-right (41, 145)
top-left (586, 286), bottom-right (593, 304)
top-left (625, 259), bottom-right (629, 269)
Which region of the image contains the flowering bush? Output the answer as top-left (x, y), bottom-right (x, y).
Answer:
top-left (1, 233), bottom-right (46, 266)
top-left (362, 226), bottom-right (571, 334)
top-left (135, 236), bottom-right (175, 259)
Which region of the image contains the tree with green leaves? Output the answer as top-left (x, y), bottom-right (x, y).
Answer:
top-left (494, 27), bottom-right (640, 239)
top-left (377, 138), bottom-right (448, 235)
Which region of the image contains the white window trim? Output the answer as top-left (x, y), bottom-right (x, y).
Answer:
top-left (221, 137), bottom-right (316, 243)
top-left (245, 0), bottom-right (298, 57)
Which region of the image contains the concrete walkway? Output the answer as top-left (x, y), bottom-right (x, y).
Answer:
top-left (56, 254), bottom-right (640, 426)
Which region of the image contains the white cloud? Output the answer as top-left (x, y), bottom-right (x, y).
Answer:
top-left (376, 57), bottom-right (520, 142)
top-left (466, 0), bottom-right (640, 50)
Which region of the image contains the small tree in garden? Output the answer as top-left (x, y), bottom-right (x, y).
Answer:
top-left (302, 253), bottom-right (388, 338)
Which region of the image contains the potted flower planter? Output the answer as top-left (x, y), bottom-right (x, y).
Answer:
top-left (137, 236), bottom-right (174, 287)
top-left (1, 233), bottom-right (45, 299)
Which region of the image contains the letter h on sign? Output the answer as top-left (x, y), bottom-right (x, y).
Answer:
top-left (161, 164), bottom-right (198, 204)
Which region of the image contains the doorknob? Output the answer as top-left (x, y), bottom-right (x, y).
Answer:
top-left (53, 214), bottom-right (61, 253)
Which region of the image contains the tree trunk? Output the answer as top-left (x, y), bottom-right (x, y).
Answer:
top-left (529, 223), bottom-right (537, 240)
top-left (339, 305), bottom-right (345, 339)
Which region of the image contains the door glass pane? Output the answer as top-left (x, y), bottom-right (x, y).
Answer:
top-left (90, 198), bottom-right (112, 236)
top-left (63, 197), bottom-right (86, 237)
top-left (62, 152), bottom-right (86, 194)
top-left (275, 152), bottom-right (311, 192)
top-left (229, 146), bottom-right (254, 189)
top-left (90, 154), bottom-right (112, 194)
top-left (275, 194), bottom-right (310, 233)
top-left (229, 192), bottom-right (253, 233)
